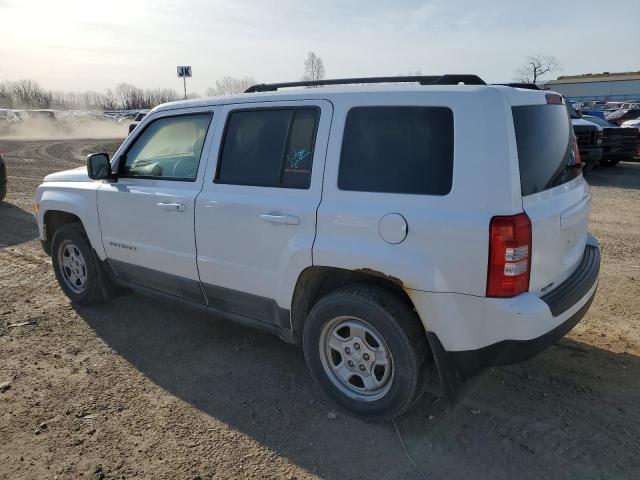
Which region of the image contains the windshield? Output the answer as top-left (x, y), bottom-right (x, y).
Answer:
top-left (566, 102), bottom-right (581, 119)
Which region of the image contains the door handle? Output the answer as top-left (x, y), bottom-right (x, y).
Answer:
top-left (260, 213), bottom-right (300, 225)
top-left (156, 202), bottom-right (185, 212)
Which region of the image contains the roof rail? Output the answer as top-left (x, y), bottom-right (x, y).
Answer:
top-left (244, 75), bottom-right (486, 93)
top-left (494, 83), bottom-right (541, 90)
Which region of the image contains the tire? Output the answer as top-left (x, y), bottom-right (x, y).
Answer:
top-left (599, 159), bottom-right (619, 167)
top-left (51, 223), bottom-right (106, 305)
top-left (303, 284), bottom-right (431, 420)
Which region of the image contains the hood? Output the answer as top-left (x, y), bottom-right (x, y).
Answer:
top-left (43, 166), bottom-right (91, 183)
top-left (572, 118), bottom-right (602, 130)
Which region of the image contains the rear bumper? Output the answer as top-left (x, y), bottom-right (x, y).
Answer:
top-left (448, 242), bottom-right (599, 379)
top-left (448, 291), bottom-right (594, 380)
top-left (409, 237), bottom-right (600, 381)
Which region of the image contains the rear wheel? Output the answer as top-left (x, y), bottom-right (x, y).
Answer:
top-left (303, 285), bottom-right (431, 420)
top-left (51, 223), bottom-right (106, 305)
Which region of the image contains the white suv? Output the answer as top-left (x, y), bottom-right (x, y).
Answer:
top-left (35, 76), bottom-right (600, 419)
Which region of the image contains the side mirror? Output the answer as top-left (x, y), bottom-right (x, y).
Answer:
top-left (128, 123), bottom-right (137, 135)
top-left (87, 153), bottom-right (114, 180)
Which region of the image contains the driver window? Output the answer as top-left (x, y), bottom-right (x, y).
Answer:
top-left (122, 113), bottom-right (212, 180)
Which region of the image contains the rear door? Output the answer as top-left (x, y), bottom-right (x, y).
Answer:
top-left (511, 98), bottom-right (591, 295)
top-left (195, 100), bottom-right (332, 327)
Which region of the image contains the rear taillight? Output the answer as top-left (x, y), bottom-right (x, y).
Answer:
top-left (487, 213), bottom-right (532, 297)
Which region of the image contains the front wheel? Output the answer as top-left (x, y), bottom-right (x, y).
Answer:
top-left (51, 223), bottom-right (106, 305)
top-left (303, 285), bottom-right (431, 420)
top-left (599, 159), bottom-right (620, 167)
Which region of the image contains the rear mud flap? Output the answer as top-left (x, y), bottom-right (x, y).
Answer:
top-left (425, 332), bottom-right (463, 406)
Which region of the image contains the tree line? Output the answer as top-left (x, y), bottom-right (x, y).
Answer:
top-left (0, 80), bottom-right (183, 110)
top-left (0, 52), bottom-right (329, 111)
top-left (1, 52), bottom-right (560, 111)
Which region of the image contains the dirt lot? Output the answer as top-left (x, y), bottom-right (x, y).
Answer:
top-left (1, 139), bottom-right (639, 480)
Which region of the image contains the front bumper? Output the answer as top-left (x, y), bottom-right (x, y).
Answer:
top-left (579, 147), bottom-right (603, 164)
top-left (447, 242), bottom-right (600, 380)
top-left (602, 146), bottom-right (637, 160)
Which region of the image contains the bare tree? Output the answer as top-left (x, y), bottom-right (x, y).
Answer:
top-left (2, 79), bottom-right (52, 108)
top-left (79, 91), bottom-right (105, 109)
top-left (515, 55), bottom-right (562, 84)
top-left (114, 83), bottom-right (146, 109)
top-left (205, 76), bottom-right (257, 96)
top-left (100, 89), bottom-right (118, 110)
top-left (302, 52), bottom-right (325, 81)
top-left (0, 79), bottom-right (184, 111)
top-left (0, 83), bottom-right (12, 108)
top-left (145, 88), bottom-right (179, 106)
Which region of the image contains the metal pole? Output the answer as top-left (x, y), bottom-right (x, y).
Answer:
top-left (183, 77), bottom-right (187, 100)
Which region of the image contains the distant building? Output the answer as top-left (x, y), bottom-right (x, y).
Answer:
top-left (542, 71), bottom-right (640, 101)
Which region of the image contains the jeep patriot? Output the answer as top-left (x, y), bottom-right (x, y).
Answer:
top-left (35, 75), bottom-right (600, 419)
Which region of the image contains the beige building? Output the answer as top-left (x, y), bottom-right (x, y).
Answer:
top-left (543, 71), bottom-right (640, 101)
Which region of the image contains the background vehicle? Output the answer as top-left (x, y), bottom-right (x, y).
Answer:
top-left (26, 110), bottom-right (57, 121)
top-left (0, 108), bottom-right (20, 124)
top-left (11, 109), bottom-right (30, 122)
top-left (606, 108), bottom-right (640, 126)
top-left (34, 76), bottom-right (600, 419)
top-left (583, 115), bottom-right (640, 165)
top-left (567, 101), bottom-right (603, 168)
top-left (574, 100), bottom-right (607, 118)
top-left (127, 110), bottom-right (150, 134)
top-left (0, 153), bottom-right (6, 202)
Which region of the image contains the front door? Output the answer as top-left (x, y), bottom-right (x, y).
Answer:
top-left (97, 109), bottom-right (214, 303)
top-left (195, 100), bottom-right (332, 327)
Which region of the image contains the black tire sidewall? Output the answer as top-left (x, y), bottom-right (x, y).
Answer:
top-left (51, 224), bottom-right (101, 305)
top-left (303, 292), bottom-right (422, 420)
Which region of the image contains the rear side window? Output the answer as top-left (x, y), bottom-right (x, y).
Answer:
top-left (338, 107), bottom-right (454, 195)
top-left (216, 108), bottom-right (319, 189)
top-left (512, 104), bottom-right (578, 196)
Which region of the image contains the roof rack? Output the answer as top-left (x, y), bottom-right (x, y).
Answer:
top-left (494, 83), bottom-right (541, 90)
top-left (244, 75), bottom-right (486, 93)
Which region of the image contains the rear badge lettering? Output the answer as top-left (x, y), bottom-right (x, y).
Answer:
top-left (541, 282), bottom-right (555, 294)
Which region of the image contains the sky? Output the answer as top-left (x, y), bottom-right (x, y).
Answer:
top-left (1, 0), bottom-right (638, 95)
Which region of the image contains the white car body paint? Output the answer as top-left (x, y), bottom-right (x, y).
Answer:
top-left (195, 100), bottom-right (333, 310)
top-left (35, 84), bottom-right (597, 353)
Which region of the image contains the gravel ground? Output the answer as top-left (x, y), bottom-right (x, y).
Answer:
top-left (0, 139), bottom-right (639, 480)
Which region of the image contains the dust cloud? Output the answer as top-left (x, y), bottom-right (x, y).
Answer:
top-left (0, 116), bottom-right (129, 140)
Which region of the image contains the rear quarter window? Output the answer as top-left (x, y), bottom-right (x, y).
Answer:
top-left (338, 106), bottom-right (454, 195)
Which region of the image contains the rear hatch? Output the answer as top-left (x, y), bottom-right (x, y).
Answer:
top-left (511, 97), bottom-right (591, 296)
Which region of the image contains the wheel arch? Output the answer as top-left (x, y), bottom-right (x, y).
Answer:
top-left (290, 266), bottom-right (417, 344)
top-left (39, 188), bottom-right (105, 259)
